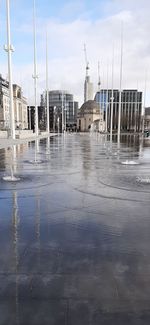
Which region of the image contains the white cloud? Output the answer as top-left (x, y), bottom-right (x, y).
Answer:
top-left (1, 0), bottom-right (150, 107)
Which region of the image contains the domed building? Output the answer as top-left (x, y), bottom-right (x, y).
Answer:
top-left (77, 100), bottom-right (104, 132)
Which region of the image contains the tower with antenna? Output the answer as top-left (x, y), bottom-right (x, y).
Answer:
top-left (84, 44), bottom-right (93, 102)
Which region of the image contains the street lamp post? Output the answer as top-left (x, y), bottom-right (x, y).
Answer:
top-left (4, 0), bottom-right (15, 139)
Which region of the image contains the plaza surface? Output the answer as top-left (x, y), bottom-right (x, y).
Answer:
top-left (0, 133), bottom-right (150, 325)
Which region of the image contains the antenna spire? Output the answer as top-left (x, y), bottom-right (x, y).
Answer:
top-left (98, 61), bottom-right (101, 91)
top-left (84, 43), bottom-right (89, 77)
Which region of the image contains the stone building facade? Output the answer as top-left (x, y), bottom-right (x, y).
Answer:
top-left (0, 75), bottom-right (10, 129)
top-left (13, 84), bottom-right (28, 129)
top-left (0, 75), bottom-right (28, 130)
top-left (77, 100), bottom-right (104, 132)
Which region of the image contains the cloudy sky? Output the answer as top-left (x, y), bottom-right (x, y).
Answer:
top-left (0, 0), bottom-right (150, 106)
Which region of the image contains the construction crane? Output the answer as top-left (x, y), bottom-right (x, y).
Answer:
top-left (84, 43), bottom-right (89, 77)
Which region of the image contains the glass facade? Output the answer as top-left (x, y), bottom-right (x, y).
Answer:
top-left (41, 90), bottom-right (78, 132)
top-left (95, 89), bottom-right (142, 132)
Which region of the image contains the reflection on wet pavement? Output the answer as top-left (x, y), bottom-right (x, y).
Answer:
top-left (0, 133), bottom-right (150, 324)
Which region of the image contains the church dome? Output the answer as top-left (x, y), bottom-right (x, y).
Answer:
top-left (79, 100), bottom-right (100, 114)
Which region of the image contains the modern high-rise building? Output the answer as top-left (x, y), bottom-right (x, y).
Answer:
top-left (0, 74), bottom-right (28, 130)
top-left (41, 90), bottom-right (78, 131)
top-left (95, 89), bottom-right (142, 132)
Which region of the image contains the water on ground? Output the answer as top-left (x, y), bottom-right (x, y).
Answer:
top-left (0, 133), bottom-right (150, 325)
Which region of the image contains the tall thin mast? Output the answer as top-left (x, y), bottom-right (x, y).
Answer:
top-left (61, 91), bottom-right (64, 133)
top-left (98, 61), bottom-right (101, 92)
top-left (32, 0), bottom-right (38, 137)
top-left (98, 61), bottom-right (101, 131)
top-left (142, 72), bottom-right (147, 133)
top-left (102, 69), bottom-right (105, 132)
top-left (84, 43), bottom-right (89, 77)
top-left (117, 23), bottom-right (123, 144)
top-left (110, 45), bottom-right (114, 142)
top-left (105, 62), bottom-right (109, 133)
top-left (84, 43), bottom-right (89, 102)
top-left (5, 0), bottom-right (15, 139)
top-left (46, 29), bottom-right (49, 133)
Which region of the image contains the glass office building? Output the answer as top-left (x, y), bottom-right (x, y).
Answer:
top-left (95, 89), bottom-right (142, 132)
top-left (41, 90), bottom-right (78, 131)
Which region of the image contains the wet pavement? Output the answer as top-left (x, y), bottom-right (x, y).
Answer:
top-left (0, 133), bottom-right (150, 325)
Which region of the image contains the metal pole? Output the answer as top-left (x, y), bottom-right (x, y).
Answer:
top-left (53, 106), bottom-right (56, 132)
top-left (134, 83), bottom-right (138, 132)
top-left (5, 0), bottom-right (15, 139)
top-left (29, 107), bottom-right (31, 130)
top-left (32, 0), bottom-right (38, 137)
top-left (105, 62), bottom-right (109, 133)
top-left (46, 29), bottom-right (49, 133)
top-left (142, 72), bottom-right (147, 133)
top-left (61, 91), bottom-right (64, 133)
top-left (57, 117), bottom-right (59, 133)
top-left (102, 70), bottom-right (105, 132)
top-left (97, 61), bottom-right (101, 132)
top-left (110, 45), bottom-right (114, 142)
top-left (117, 23), bottom-right (123, 144)
top-left (64, 95), bottom-right (66, 131)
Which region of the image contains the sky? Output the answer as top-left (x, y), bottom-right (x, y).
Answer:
top-left (0, 0), bottom-right (150, 106)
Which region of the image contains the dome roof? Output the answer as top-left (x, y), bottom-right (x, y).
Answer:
top-left (80, 100), bottom-right (100, 113)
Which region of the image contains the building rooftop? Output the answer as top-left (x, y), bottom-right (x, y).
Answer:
top-left (79, 100), bottom-right (100, 113)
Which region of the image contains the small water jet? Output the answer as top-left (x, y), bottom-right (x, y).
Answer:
top-left (26, 139), bottom-right (44, 164)
top-left (121, 160), bottom-right (140, 165)
top-left (2, 146), bottom-right (21, 182)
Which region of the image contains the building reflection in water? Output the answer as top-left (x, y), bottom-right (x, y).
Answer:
top-left (46, 136), bottom-right (50, 155)
top-left (0, 148), bottom-right (6, 170)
